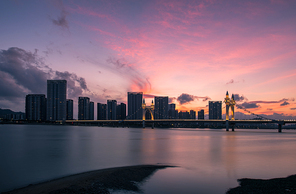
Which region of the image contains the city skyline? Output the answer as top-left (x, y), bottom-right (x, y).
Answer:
top-left (0, 0), bottom-right (296, 119)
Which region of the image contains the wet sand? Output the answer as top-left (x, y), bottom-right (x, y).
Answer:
top-left (3, 164), bottom-right (175, 194)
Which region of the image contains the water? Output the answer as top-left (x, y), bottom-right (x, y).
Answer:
top-left (1, 125), bottom-right (296, 193)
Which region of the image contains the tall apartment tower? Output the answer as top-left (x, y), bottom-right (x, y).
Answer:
top-left (189, 110), bottom-right (196, 119)
top-left (97, 103), bottom-right (107, 120)
top-left (66, 99), bottom-right (73, 120)
top-left (198, 109), bottom-right (204, 119)
top-left (127, 92), bottom-right (143, 119)
top-left (46, 80), bottom-right (67, 121)
top-left (78, 97), bottom-right (90, 120)
top-left (209, 101), bottom-right (222, 119)
top-left (168, 103), bottom-right (178, 119)
top-left (154, 96), bottom-right (169, 119)
top-left (25, 94), bottom-right (46, 121)
top-left (89, 101), bottom-right (94, 120)
top-left (116, 103), bottom-right (126, 120)
top-left (107, 100), bottom-right (117, 120)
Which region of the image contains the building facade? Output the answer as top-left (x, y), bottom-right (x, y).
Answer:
top-left (198, 109), bottom-right (204, 119)
top-left (127, 92), bottom-right (143, 119)
top-left (189, 110), bottom-right (196, 119)
top-left (154, 96), bottom-right (169, 119)
top-left (107, 100), bottom-right (117, 120)
top-left (116, 103), bottom-right (126, 120)
top-left (209, 101), bottom-right (222, 119)
top-left (168, 103), bottom-right (178, 119)
top-left (89, 101), bottom-right (94, 120)
top-left (26, 94), bottom-right (46, 121)
top-left (46, 80), bottom-right (67, 121)
top-left (66, 99), bottom-right (73, 120)
top-left (97, 103), bottom-right (107, 120)
top-left (179, 111), bottom-right (190, 119)
top-left (78, 97), bottom-right (90, 120)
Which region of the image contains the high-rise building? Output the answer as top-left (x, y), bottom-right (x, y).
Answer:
top-left (168, 103), bottom-right (177, 119)
top-left (107, 100), bottom-right (117, 120)
top-left (198, 109), bottom-right (204, 119)
top-left (46, 80), bottom-right (67, 121)
top-left (127, 92), bottom-right (143, 119)
top-left (97, 103), bottom-right (107, 120)
top-left (26, 94), bottom-right (46, 121)
top-left (209, 101), bottom-right (222, 119)
top-left (66, 99), bottom-right (73, 120)
top-left (154, 96), bottom-right (169, 119)
top-left (116, 103), bottom-right (126, 120)
top-left (89, 101), bottom-right (94, 120)
top-left (78, 97), bottom-right (90, 120)
top-left (179, 111), bottom-right (190, 119)
top-left (189, 110), bottom-right (196, 119)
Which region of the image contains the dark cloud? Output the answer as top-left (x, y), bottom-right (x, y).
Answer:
top-left (239, 102), bottom-right (260, 109)
top-left (0, 47), bottom-right (49, 96)
top-left (106, 57), bottom-right (151, 92)
top-left (177, 93), bottom-right (194, 105)
top-left (249, 98), bottom-right (289, 104)
top-left (267, 108), bottom-right (273, 111)
top-left (52, 9), bottom-right (69, 30)
top-left (226, 79), bottom-right (234, 84)
top-left (143, 94), bottom-right (155, 98)
top-left (226, 79), bottom-right (245, 85)
top-left (54, 71), bottom-right (89, 98)
top-left (0, 47), bottom-right (89, 110)
top-left (291, 108), bottom-right (296, 110)
top-left (169, 97), bottom-right (176, 103)
top-left (177, 93), bottom-right (211, 105)
top-left (233, 94), bottom-right (247, 102)
top-left (280, 101), bottom-right (290, 106)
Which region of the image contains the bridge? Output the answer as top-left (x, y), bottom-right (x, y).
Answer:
top-left (63, 91), bottom-right (296, 133)
top-left (64, 119), bottom-right (296, 133)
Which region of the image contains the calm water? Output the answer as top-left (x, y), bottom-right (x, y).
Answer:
top-left (1, 125), bottom-right (296, 193)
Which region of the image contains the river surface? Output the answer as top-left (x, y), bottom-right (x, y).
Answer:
top-left (1, 124), bottom-right (296, 193)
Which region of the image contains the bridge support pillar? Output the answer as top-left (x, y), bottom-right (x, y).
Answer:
top-left (152, 122), bottom-right (154, 129)
top-left (278, 123), bottom-right (282, 133)
top-left (142, 120), bottom-right (145, 128)
top-left (232, 124), bottom-right (235, 132)
top-left (226, 120), bottom-right (229, 131)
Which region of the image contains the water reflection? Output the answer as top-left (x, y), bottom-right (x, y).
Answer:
top-left (1, 125), bottom-right (296, 193)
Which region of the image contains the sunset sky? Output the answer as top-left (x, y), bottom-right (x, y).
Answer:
top-left (1, 0), bottom-right (296, 119)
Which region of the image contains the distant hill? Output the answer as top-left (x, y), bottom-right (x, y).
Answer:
top-left (0, 108), bottom-right (25, 119)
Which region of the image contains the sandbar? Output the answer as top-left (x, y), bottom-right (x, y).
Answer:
top-left (3, 164), bottom-right (175, 194)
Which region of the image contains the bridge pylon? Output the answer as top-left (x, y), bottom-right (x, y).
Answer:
top-left (224, 91), bottom-right (236, 131)
top-left (142, 99), bottom-right (155, 128)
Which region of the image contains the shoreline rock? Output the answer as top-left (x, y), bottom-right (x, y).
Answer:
top-left (227, 174), bottom-right (296, 194)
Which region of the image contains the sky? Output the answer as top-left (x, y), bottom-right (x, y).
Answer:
top-left (0, 0), bottom-right (296, 119)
